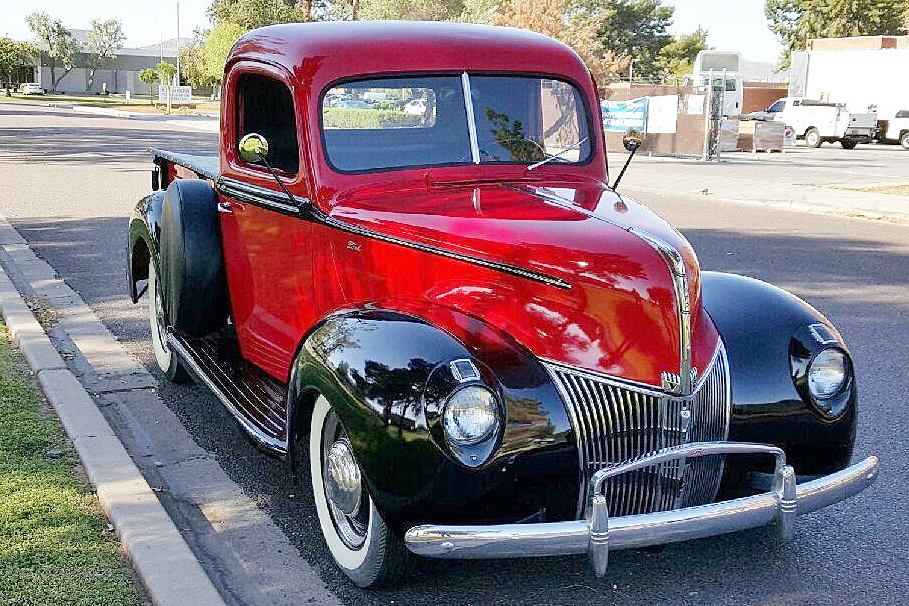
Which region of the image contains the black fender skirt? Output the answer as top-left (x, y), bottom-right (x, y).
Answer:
top-left (287, 307), bottom-right (579, 536)
top-left (701, 272), bottom-right (856, 477)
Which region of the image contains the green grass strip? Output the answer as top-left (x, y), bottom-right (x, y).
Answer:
top-left (0, 324), bottom-right (142, 606)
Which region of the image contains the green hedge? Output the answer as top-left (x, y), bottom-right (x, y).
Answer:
top-left (323, 108), bottom-right (423, 129)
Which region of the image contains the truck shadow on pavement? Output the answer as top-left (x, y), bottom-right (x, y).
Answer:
top-left (0, 126), bottom-right (217, 167)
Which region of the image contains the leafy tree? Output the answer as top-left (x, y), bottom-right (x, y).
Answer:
top-left (766, 0), bottom-right (909, 67)
top-left (200, 22), bottom-right (245, 86)
top-left (655, 27), bottom-right (708, 81)
top-left (25, 11), bottom-right (82, 92)
top-left (572, 0), bottom-right (674, 81)
top-left (138, 68), bottom-right (159, 100)
top-left (0, 37), bottom-right (37, 97)
top-left (156, 61), bottom-right (177, 86)
top-left (359, 0), bottom-right (465, 20)
top-left (496, 0), bottom-right (629, 88)
top-left (85, 18), bottom-right (125, 91)
top-left (208, 0), bottom-right (310, 30)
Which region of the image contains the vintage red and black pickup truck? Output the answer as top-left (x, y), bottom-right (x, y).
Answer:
top-left (127, 21), bottom-right (879, 587)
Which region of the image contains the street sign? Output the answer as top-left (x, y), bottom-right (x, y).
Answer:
top-left (158, 85), bottom-right (193, 104)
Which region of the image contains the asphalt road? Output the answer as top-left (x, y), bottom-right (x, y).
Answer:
top-left (1, 104), bottom-right (906, 606)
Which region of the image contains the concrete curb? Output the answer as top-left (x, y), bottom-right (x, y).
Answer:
top-left (0, 263), bottom-right (226, 606)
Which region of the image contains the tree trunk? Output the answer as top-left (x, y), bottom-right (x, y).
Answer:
top-left (352, 0), bottom-right (359, 20)
top-left (53, 68), bottom-right (72, 93)
top-left (301, 0), bottom-right (312, 21)
top-left (88, 68), bottom-right (95, 91)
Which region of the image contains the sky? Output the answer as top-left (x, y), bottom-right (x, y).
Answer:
top-left (2, 0), bottom-right (784, 63)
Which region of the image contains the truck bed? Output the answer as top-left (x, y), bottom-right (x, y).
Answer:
top-left (148, 147), bottom-right (220, 180)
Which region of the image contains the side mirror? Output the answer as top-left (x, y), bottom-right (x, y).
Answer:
top-left (622, 128), bottom-right (644, 152)
top-left (238, 132), bottom-right (269, 164)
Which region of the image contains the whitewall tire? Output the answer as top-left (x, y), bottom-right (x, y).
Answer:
top-left (309, 395), bottom-right (411, 587)
top-left (148, 263), bottom-right (188, 382)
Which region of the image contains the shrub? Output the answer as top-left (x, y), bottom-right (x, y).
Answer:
top-left (323, 108), bottom-right (422, 129)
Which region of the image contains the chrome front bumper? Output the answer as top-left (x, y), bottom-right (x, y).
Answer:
top-left (404, 442), bottom-right (879, 576)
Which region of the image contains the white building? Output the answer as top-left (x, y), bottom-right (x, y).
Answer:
top-left (26, 30), bottom-right (190, 95)
top-left (789, 36), bottom-right (909, 119)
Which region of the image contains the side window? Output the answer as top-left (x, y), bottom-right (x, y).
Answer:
top-left (236, 73), bottom-right (299, 174)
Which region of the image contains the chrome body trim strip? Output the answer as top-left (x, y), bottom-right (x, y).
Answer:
top-left (461, 72), bottom-right (481, 164)
top-left (216, 177), bottom-right (308, 214)
top-left (215, 176), bottom-right (569, 289)
top-left (307, 205), bottom-right (572, 289)
top-left (629, 227), bottom-right (692, 396)
top-left (404, 446), bottom-right (879, 577)
top-left (167, 332), bottom-right (288, 454)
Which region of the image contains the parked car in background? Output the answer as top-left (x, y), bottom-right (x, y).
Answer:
top-left (334, 99), bottom-right (370, 109)
top-left (878, 109), bottom-right (909, 149)
top-left (128, 21), bottom-right (879, 588)
top-left (403, 98), bottom-right (427, 115)
top-left (18, 83), bottom-right (45, 95)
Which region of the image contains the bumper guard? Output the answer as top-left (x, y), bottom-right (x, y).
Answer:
top-left (404, 442), bottom-right (879, 576)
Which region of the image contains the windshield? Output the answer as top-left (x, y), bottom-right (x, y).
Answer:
top-left (321, 74), bottom-right (592, 173)
top-left (767, 100), bottom-right (785, 113)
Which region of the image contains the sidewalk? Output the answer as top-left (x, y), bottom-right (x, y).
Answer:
top-left (617, 148), bottom-right (909, 223)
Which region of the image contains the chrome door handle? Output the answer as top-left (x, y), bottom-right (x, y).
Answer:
top-left (217, 201), bottom-right (233, 214)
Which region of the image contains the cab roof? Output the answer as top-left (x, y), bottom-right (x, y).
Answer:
top-left (228, 21), bottom-right (594, 94)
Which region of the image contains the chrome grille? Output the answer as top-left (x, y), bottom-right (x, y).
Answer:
top-left (545, 343), bottom-right (730, 518)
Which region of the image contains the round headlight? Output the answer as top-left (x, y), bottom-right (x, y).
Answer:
top-left (443, 386), bottom-right (499, 446)
top-left (807, 348), bottom-right (848, 400)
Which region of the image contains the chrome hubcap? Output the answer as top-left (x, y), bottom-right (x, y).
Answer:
top-left (325, 440), bottom-right (362, 517)
top-left (321, 412), bottom-right (368, 549)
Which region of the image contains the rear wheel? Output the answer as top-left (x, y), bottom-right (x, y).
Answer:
top-left (840, 138), bottom-right (857, 149)
top-left (309, 395), bottom-right (411, 587)
top-left (148, 263), bottom-right (188, 382)
top-left (805, 128), bottom-right (822, 148)
top-left (900, 132), bottom-right (909, 150)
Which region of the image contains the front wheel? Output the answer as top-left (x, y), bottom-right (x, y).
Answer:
top-left (309, 395), bottom-right (412, 587)
top-left (900, 132), bottom-right (909, 150)
top-left (805, 127), bottom-right (822, 148)
top-left (148, 263), bottom-right (188, 382)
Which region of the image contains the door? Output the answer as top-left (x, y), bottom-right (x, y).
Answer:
top-left (219, 66), bottom-right (315, 382)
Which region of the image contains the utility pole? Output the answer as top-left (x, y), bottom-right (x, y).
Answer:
top-left (175, 1), bottom-right (181, 85)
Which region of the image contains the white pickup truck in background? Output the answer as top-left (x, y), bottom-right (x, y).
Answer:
top-left (761, 97), bottom-right (875, 149)
top-left (878, 109), bottom-right (909, 149)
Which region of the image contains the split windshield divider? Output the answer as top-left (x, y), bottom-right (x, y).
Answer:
top-left (461, 72), bottom-right (481, 165)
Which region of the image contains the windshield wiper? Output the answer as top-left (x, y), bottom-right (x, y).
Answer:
top-left (525, 138), bottom-right (588, 171)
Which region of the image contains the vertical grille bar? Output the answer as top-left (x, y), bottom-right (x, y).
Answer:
top-left (545, 342), bottom-right (731, 519)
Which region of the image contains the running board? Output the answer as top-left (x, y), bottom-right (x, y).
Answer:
top-left (167, 330), bottom-right (288, 454)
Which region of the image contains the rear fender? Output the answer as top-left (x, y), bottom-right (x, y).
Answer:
top-left (127, 190), bottom-right (166, 303)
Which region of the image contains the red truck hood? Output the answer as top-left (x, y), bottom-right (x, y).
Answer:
top-left (327, 179), bottom-right (719, 387)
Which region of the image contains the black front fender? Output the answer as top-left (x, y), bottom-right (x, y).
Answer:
top-left (702, 271), bottom-right (856, 476)
top-left (287, 307), bottom-right (578, 535)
